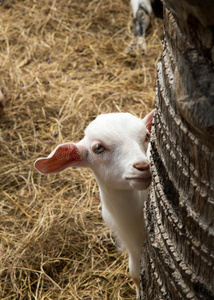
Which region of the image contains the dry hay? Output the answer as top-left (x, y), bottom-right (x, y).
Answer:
top-left (0, 0), bottom-right (163, 299)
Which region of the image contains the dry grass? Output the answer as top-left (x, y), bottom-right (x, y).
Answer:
top-left (0, 0), bottom-right (163, 299)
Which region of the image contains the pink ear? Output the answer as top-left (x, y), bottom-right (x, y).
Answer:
top-left (143, 109), bottom-right (155, 133)
top-left (34, 143), bottom-right (87, 174)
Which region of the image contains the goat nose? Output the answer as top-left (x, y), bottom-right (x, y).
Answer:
top-left (133, 161), bottom-right (150, 171)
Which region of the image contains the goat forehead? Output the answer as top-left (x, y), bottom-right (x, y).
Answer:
top-left (85, 113), bottom-right (146, 142)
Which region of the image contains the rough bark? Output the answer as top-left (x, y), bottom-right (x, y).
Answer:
top-left (140, 1), bottom-right (214, 299)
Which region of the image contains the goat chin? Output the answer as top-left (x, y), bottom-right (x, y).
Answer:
top-left (127, 177), bottom-right (151, 190)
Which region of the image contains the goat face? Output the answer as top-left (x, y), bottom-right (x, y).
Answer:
top-left (83, 112), bottom-right (152, 191)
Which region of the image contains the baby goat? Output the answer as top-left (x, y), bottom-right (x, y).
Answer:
top-left (34, 110), bottom-right (155, 297)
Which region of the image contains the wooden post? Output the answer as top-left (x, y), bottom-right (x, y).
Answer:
top-left (140, 1), bottom-right (214, 299)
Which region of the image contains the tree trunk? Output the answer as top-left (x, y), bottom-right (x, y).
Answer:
top-left (140, 1), bottom-right (214, 299)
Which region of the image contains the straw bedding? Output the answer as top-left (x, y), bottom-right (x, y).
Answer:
top-left (0, 0), bottom-right (163, 299)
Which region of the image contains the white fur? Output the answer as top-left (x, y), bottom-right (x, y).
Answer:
top-left (131, 0), bottom-right (152, 17)
top-left (35, 112), bottom-right (153, 297)
top-left (84, 113), bottom-right (151, 296)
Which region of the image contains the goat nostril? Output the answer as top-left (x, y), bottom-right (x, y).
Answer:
top-left (134, 162), bottom-right (150, 171)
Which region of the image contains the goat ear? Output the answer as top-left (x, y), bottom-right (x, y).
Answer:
top-left (34, 142), bottom-right (88, 175)
top-left (143, 109), bottom-right (155, 133)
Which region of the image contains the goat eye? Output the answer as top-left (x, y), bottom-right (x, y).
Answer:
top-left (145, 133), bottom-right (150, 142)
top-left (93, 144), bottom-right (105, 154)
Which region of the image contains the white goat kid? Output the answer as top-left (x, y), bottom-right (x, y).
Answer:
top-left (34, 110), bottom-right (155, 297)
